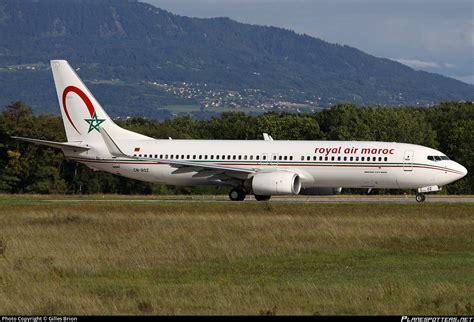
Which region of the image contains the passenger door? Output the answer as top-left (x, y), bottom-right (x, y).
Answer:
top-left (403, 150), bottom-right (414, 172)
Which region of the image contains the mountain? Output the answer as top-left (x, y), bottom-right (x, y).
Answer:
top-left (0, 0), bottom-right (472, 118)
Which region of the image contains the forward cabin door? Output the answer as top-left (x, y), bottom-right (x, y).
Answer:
top-left (403, 150), bottom-right (414, 172)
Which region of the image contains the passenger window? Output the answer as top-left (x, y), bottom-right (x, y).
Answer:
top-left (319, 156), bottom-right (323, 161)
top-left (228, 155), bottom-right (231, 160)
top-left (205, 155), bottom-right (208, 159)
top-left (198, 155), bottom-right (202, 160)
top-left (378, 157), bottom-right (382, 162)
top-left (274, 155), bottom-right (277, 161)
top-left (338, 156), bottom-right (341, 161)
top-left (175, 155), bottom-right (179, 159)
top-left (384, 157), bottom-right (387, 162)
top-left (301, 156), bottom-right (304, 161)
top-left (361, 157), bottom-right (364, 161)
top-left (344, 156), bottom-right (347, 161)
top-left (193, 155), bottom-right (196, 159)
top-left (263, 155), bottom-right (266, 160)
top-left (170, 155), bottom-right (174, 159)
top-left (216, 155), bottom-right (219, 160)
top-left (181, 155), bottom-right (185, 159)
top-left (165, 154), bottom-right (168, 159)
top-left (350, 157), bottom-right (353, 161)
top-left (250, 155), bottom-right (253, 160)
top-left (290, 156), bottom-right (293, 161)
top-left (325, 156), bottom-right (328, 161)
top-left (279, 156), bottom-right (283, 161)
top-left (256, 155), bottom-right (260, 160)
top-left (313, 156), bottom-right (317, 161)
top-left (144, 154), bottom-right (147, 157)
top-left (355, 157), bottom-right (359, 161)
top-left (284, 156), bottom-right (288, 161)
top-left (238, 155), bottom-right (241, 160)
top-left (139, 154), bottom-right (142, 157)
top-left (331, 156), bottom-right (335, 161)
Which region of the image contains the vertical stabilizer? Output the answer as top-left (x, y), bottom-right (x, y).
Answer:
top-left (50, 60), bottom-right (151, 143)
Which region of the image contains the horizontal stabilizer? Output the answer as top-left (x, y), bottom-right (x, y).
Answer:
top-left (12, 136), bottom-right (90, 151)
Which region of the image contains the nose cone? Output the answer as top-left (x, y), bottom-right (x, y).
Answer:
top-left (455, 162), bottom-right (468, 179)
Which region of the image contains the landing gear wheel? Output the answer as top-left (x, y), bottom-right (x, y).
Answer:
top-left (415, 193), bottom-right (426, 203)
top-left (254, 194), bottom-right (271, 201)
top-left (229, 188), bottom-right (246, 201)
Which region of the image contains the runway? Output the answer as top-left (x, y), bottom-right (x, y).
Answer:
top-left (44, 195), bottom-right (474, 203)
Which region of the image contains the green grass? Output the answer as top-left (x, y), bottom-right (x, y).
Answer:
top-left (0, 197), bottom-right (472, 315)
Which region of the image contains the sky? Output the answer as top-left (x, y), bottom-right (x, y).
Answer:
top-left (143, 0), bottom-right (474, 84)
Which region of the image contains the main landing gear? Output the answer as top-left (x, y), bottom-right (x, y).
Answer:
top-left (229, 188), bottom-right (246, 201)
top-left (415, 193), bottom-right (426, 203)
top-left (228, 188), bottom-right (272, 202)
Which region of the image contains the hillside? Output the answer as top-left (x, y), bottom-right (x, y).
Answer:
top-left (0, 0), bottom-right (472, 118)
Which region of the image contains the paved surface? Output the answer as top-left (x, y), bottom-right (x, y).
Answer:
top-left (45, 196), bottom-right (474, 203)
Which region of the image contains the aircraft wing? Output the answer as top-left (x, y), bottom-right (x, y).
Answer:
top-left (152, 158), bottom-right (256, 184)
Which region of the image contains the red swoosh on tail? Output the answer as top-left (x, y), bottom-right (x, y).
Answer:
top-left (62, 86), bottom-right (95, 134)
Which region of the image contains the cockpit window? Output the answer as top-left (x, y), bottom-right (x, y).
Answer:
top-left (428, 155), bottom-right (450, 161)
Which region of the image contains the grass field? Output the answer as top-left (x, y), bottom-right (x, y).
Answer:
top-left (0, 196), bottom-right (472, 315)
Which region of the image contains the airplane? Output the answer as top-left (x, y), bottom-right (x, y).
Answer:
top-left (13, 60), bottom-right (468, 202)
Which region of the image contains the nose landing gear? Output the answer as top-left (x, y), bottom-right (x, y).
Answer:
top-left (415, 185), bottom-right (441, 202)
top-left (415, 193), bottom-right (426, 203)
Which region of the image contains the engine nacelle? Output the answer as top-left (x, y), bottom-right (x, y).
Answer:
top-left (299, 187), bottom-right (342, 195)
top-left (252, 171), bottom-right (301, 195)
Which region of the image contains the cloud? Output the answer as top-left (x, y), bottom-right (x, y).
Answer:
top-left (393, 58), bottom-right (440, 69)
top-left (463, 30), bottom-right (474, 47)
top-left (443, 63), bottom-right (457, 68)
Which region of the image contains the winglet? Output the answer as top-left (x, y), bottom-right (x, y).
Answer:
top-left (263, 133), bottom-right (274, 141)
top-left (99, 127), bottom-right (127, 157)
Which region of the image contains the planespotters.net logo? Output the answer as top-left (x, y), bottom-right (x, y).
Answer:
top-left (402, 317), bottom-right (473, 322)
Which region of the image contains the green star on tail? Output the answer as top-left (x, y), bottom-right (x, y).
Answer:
top-left (84, 112), bottom-right (106, 133)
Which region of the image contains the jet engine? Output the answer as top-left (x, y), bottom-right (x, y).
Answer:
top-left (252, 171), bottom-right (301, 195)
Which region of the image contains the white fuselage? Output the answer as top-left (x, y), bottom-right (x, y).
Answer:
top-left (66, 139), bottom-right (467, 190)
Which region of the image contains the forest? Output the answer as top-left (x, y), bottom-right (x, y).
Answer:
top-left (0, 101), bottom-right (472, 195)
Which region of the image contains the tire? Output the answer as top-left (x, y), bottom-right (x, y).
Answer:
top-left (229, 188), bottom-right (246, 201)
top-left (254, 194), bottom-right (271, 201)
top-left (415, 194), bottom-right (425, 202)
